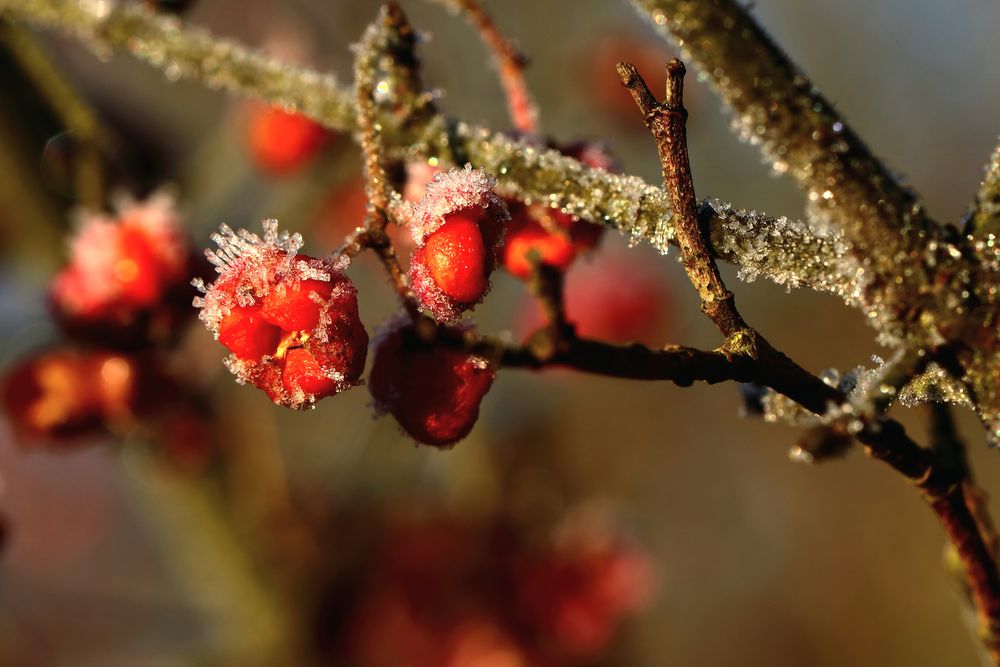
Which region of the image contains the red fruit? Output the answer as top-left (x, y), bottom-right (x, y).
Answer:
top-left (407, 168), bottom-right (508, 322)
top-left (369, 319), bottom-right (495, 447)
top-left (517, 247), bottom-right (672, 347)
top-left (50, 193), bottom-right (194, 347)
top-left (502, 204), bottom-right (577, 279)
top-left (195, 221), bottom-right (368, 408)
top-left (247, 104), bottom-right (330, 175)
top-left (218, 305), bottom-right (282, 361)
top-left (260, 275), bottom-right (334, 331)
top-left (2, 349), bottom-right (165, 443)
top-left (281, 347), bottom-right (341, 400)
top-left (500, 144), bottom-right (618, 281)
top-left (422, 213), bottom-right (488, 302)
top-left (115, 225), bottom-right (166, 307)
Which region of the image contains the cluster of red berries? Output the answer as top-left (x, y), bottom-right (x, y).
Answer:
top-left (3, 195), bottom-right (210, 456)
top-left (402, 144), bottom-right (618, 285)
top-left (314, 507), bottom-right (654, 667)
top-left (2, 350), bottom-right (161, 442)
top-left (197, 168), bottom-right (502, 445)
top-left (196, 160), bottom-right (673, 446)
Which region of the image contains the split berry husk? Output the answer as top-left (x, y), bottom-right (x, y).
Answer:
top-left (368, 317), bottom-right (495, 447)
top-left (194, 220), bottom-right (367, 409)
top-left (408, 167), bottom-right (508, 322)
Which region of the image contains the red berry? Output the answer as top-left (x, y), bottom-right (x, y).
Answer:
top-left (1, 348), bottom-right (167, 443)
top-left (218, 305), bottom-right (282, 361)
top-left (247, 104), bottom-right (330, 175)
top-left (502, 203), bottom-right (577, 279)
top-left (422, 213), bottom-right (488, 302)
top-left (195, 221), bottom-right (368, 409)
top-left (500, 144), bottom-right (618, 281)
top-left (369, 319), bottom-right (495, 447)
top-left (260, 275), bottom-right (334, 331)
top-left (407, 168), bottom-right (508, 322)
top-left (517, 247), bottom-right (672, 346)
top-left (281, 347), bottom-right (341, 400)
top-left (50, 193), bottom-right (194, 347)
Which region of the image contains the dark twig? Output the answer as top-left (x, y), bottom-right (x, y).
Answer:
top-left (617, 59), bottom-right (745, 337)
top-left (618, 59), bottom-right (1000, 663)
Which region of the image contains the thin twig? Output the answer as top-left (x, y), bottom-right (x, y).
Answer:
top-left (0, 22), bottom-right (105, 209)
top-left (617, 59), bottom-right (746, 337)
top-left (353, 3), bottom-right (418, 316)
top-left (430, 0), bottom-right (539, 134)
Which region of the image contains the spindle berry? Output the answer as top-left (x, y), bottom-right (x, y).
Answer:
top-left (408, 167), bottom-right (507, 322)
top-left (195, 221), bottom-right (367, 408)
top-left (368, 318), bottom-right (495, 447)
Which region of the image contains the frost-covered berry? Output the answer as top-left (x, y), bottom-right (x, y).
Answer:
top-left (368, 318), bottom-right (495, 447)
top-left (194, 220), bottom-right (367, 409)
top-left (246, 104), bottom-right (331, 175)
top-left (50, 193), bottom-right (195, 346)
top-left (408, 167), bottom-right (508, 322)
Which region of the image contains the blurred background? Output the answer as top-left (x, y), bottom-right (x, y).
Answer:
top-left (2, 0), bottom-right (1000, 665)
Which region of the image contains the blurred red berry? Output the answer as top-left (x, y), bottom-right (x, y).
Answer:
top-left (518, 248), bottom-right (672, 347)
top-left (408, 167), bottom-right (508, 322)
top-left (515, 511), bottom-right (654, 659)
top-left (195, 220), bottom-right (367, 409)
top-left (443, 618), bottom-right (530, 667)
top-left (502, 203), bottom-right (578, 280)
top-left (50, 193), bottom-right (195, 347)
top-left (247, 104), bottom-right (331, 175)
top-left (501, 143), bottom-right (618, 280)
top-left (2, 348), bottom-right (162, 442)
top-left (369, 318), bottom-right (495, 447)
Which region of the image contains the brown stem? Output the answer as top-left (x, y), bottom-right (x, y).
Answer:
top-left (351, 3), bottom-right (420, 318)
top-left (617, 59), bottom-right (745, 337)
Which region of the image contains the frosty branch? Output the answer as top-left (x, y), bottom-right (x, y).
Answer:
top-left (0, 0), bottom-right (860, 302)
top-left (4, 0), bottom-right (1000, 663)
